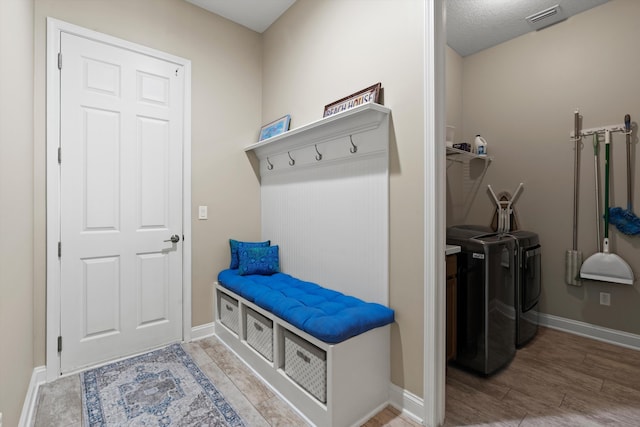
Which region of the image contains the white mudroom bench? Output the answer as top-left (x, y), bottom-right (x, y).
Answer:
top-left (213, 276), bottom-right (394, 427)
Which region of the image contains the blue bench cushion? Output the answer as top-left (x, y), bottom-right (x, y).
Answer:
top-left (217, 269), bottom-right (395, 344)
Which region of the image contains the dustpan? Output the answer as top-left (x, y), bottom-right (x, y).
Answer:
top-left (580, 129), bottom-right (634, 285)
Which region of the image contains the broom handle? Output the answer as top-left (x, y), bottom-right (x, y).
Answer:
top-left (625, 114), bottom-right (632, 211)
top-left (605, 129), bottom-right (611, 239)
top-left (573, 110), bottom-right (580, 250)
top-left (593, 134), bottom-right (601, 252)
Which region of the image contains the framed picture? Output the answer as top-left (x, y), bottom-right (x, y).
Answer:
top-left (259, 115), bottom-right (291, 141)
top-left (323, 83), bottom-right (381, 118)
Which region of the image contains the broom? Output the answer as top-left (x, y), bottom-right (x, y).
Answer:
top-left (580, 129), bottom-right (634, 285)
top-left (609, 114), bottom-right (640, 235)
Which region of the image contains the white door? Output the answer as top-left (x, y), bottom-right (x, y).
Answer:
top-left (59, 32), bottom-right (184, 373)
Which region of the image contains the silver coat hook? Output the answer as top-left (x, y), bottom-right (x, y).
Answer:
top-left (349, 135), bottom-right (357, 153)
top-left (314, 144), bottom-right (323, 161)
top-left (288, 151), bottom-right (295, 166)
top-left (266, 157), bottom-right (273, 170)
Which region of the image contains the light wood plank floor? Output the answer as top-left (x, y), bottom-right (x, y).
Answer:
top-left (443, 326), bottom-right (640, 426)
top-left (33, 326), bottom-right (640, 426)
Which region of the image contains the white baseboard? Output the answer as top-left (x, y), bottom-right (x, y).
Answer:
top-left (190, 322), bottom-right (215, 341)
top-left (389, 383), bottom-right (424, 425)
top-left (538, 312), bottom-right (640, 351)
top-left (19, 366), bottom-right (46, 427)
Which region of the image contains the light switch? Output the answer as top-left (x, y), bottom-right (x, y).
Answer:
top-left (198, 205), bottom-right (208, 220)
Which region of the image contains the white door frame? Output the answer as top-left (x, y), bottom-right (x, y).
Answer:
top-left (423, 1), bottom-right (446, 426)
top-left (45, 18), bottom-right (192, 381)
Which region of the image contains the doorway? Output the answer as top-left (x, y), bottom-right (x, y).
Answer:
top-left (46, 19), bottom-right (192, 379)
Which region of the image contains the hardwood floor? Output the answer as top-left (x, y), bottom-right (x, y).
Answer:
top-left (443, 326), bottom-right (640, 426)
top-left (33, 326), bottom-right (639, 426)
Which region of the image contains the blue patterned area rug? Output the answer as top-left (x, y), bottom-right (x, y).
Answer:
top-left (81, 343), bottom-right (245, 426)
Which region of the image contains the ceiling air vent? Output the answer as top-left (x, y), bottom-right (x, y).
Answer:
top-left (525, 4), bottom-right (565, 31)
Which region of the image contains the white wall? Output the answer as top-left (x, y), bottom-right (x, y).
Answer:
top-left (260, 119), bottom-right (389, 305)
top-left (0, 0), bottom-right (35, 424)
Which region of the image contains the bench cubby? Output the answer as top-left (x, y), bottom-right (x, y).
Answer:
top-left (245, 306), bottom-right (274, 362)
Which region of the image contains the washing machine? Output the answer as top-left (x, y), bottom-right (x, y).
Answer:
top-left (510, 230), bottom-right (541, 348)
top-left (446, 226), bottom-right (517, 375)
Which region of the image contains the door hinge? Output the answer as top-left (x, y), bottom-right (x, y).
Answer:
top-left (58, 52), bottom-right (62, 70)
top-left (57, 336), bottom-right (62, 352)
top-left (58, 147), bottom-right (61, 164)
top-left (58, 242), bottom-right (61, 258)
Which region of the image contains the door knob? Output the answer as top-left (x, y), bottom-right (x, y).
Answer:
top-left (164, 234), bottom-right (180, 243)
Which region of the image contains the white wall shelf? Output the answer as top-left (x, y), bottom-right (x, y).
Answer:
top-left (446, 146), bottom-right (492, 164)
top-left (246, 103), bottom-right (391, 176)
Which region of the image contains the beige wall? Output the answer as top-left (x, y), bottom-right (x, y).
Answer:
top-left (445, 46), bottom-right (465, 225)
top-left (0, 0), bottom-right (35, 424)
top-left (33, 0), bottom-right (263, 365)
top-left (445, 46), bottom-right (463, 143)
top-left (452, 0), bottom-right (640, 334)
top-left (2, 3), bottom-right (430, 421)
top-left (263, 0), bottom-right (426, 396)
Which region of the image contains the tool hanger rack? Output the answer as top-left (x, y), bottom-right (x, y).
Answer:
top-left (570, 124), bottom-right (631, 140)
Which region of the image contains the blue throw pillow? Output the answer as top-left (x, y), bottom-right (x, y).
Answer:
top-left (229, 239), bottom-right (270, 269)
top-left (238, 245), bottom-right (280, 276)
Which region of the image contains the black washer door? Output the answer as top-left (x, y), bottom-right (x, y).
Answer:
top-left (522, 245), bottom-right (541, 312)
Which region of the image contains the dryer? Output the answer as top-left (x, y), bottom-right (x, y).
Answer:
top-left (510, 230), bottom-right (541, 348)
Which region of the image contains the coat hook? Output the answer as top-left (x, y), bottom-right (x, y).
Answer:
top-left (288, 151), bottom-right (295, 166)
top-left (314, 144), bottom-right (323, 161)
top-left (349, 135), bottom-right (357, 153)
top-left (266, 157), bottom-right (273, 170)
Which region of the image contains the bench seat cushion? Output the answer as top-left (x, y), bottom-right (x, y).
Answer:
top-left (217, 269), bottom-right (394, 344)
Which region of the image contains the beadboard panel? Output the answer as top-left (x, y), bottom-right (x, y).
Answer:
top-left (261, 152), bottom-right (388, 305)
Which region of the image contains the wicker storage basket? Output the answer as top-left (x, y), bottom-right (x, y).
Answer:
top-left (284, 330), bottom-right (327, 403)
top-left (218, 292), bottom-right (239, 334)
top-left (246, 307), bottom-right (273, 361)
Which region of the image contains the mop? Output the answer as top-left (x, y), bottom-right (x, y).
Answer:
top-left (609, 114), bottom-right (640, 235)
top-left (580, 129), bottom-right (634, 285)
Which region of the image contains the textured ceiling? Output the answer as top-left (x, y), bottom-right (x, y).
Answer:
top-left (184, 0), bottom-right (296, 33)
top-left (447, 0), bottom-right (609, 57)
top-left (185, 0), bottom-right (608, 55)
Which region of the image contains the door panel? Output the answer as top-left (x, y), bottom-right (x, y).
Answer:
top-left (82, 256), bottom-right (120, 337)
top-left (137, 252), bottom-right (169, 326)
top-left (83, 107), bottom-right (120, 231)
top-left (84, 57), bottom-right (120, 97)
top-left (60, 31), bottom-right (183, 373)
top-left (138, 71), bottom-right (169, 106)
top-left (138, 117), bottom-right (170, 228)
